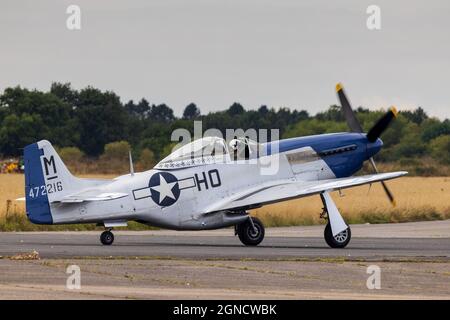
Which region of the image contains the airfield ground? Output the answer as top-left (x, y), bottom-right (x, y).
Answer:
top-left (0, 220), bottom-right (449, 299)
top-left (1, 259), bottom-right (449, 299)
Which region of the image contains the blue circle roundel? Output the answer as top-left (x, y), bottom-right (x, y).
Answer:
top-left (149, 172), bottom-right (180, 207)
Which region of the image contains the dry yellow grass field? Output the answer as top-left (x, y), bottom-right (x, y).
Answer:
top-left (1, 174), bottom-right (449, 228)
top-left (1, 174), bottom-right (26, 215)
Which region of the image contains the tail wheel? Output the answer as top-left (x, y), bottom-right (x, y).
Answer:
top-left (100, 230), bottom-right (114, 245)
top-left (237, 217), bottom-right (265, 246)
top-left (324, 223), bottom-right (351, 248)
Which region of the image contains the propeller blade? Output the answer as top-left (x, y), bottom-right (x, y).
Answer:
top-left (380, 181), bottom-right (396, 207)
top-left (335, 83), bottom-right (397, 207)
top-left (369, 157), bottom-right (396, 207)
top-left (336, 83), bottom-right (363, 133)
top-left (366, 106), bottom-right (398, 142)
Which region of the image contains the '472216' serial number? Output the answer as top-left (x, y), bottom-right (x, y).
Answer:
top-left (28, 181), bottom-right (63, 198)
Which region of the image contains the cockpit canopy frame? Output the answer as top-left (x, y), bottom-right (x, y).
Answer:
top-left (155, 136), bottom-right (262, 169)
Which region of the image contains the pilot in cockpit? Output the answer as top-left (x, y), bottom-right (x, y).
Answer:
top-left (229, 137), bottom-right (250, 160)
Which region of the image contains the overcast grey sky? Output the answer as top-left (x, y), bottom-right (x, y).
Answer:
top-left (1, 0), bottom-right (449, 119)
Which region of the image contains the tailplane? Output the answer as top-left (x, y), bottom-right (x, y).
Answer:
top-left (24, 140), bottom-right (108, 224)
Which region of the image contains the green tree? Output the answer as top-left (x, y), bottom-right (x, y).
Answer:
top-left (50, 82), bottom-right (78, 105)
top-left (283, 119), bottom-right (347, 138)
top-left (0, 86), bottom-right (75, 147)
top-left (99, 141), bottom-right (131, 173)
top-left (75, 88), bottom-right (128, 156)
top-left (182, 103), bottom-right (201, 120)
top-left (58, 146), bottom-right (85, 172)
top-left (160, 142), bottom-right (179, 160)
top-left (138, 148), bottom-right (156, 169)
top-left (400, 107), bottom-right (428, 125)
top-left (421, 119), bottom-right (450, 142)
top-left (58, 146), bottom-right (85, 163)
top-left (125, 98), bottom-right (151, 119)
top-left (227, 102), bottom-right (245, 116)
top-left (387, 123), bottom-right (426, 160)
top-left (316, 105), bottom-right (345, 122)
top-left (149, 104), bottom-right (175, 123)
top-left (102, 141), bottom-right (131, 160)
top-left (0, 113), bottom-right (48, 156)
top-left (429, 135), bottom-right (450, 164)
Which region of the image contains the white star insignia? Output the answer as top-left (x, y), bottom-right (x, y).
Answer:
top-left (151, 174), bottom-right (177, 204)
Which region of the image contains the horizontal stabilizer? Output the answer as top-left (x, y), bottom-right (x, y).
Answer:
top-left (55, 191), bottom-right (128, 203)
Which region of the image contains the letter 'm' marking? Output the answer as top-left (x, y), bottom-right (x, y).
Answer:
top-left (43, 156), bottom-right (57, 178)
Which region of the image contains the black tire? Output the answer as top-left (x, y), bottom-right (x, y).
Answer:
top-left (324, 223), bottom-right (351, 248)
top-left (237, 217), bottom-right (265, 246)
top-left (100, 230), bottom-right (114, 245)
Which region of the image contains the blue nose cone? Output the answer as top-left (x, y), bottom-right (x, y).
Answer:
top-left (366, 138), bottom-right (383, 158)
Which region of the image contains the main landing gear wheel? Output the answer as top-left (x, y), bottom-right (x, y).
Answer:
top-left (324, 223), bottom-right (351, 248)
top-left (100, 230), bottom-right (114, 245)
top-left (237, 217), bottom-right (265, 246)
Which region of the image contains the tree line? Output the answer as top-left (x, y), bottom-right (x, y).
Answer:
top-left (0, 83), bottom-right (449, 170)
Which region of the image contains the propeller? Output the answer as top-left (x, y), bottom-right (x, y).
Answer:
top-left (335, 83), bottom-right (397, 207)
top-left (366, 106), bottom-right (398, 142)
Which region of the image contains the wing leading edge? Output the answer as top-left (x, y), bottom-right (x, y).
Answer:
top-left (204, 171), bottom-right (408, 213)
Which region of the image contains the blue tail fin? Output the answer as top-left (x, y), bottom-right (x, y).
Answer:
top-left (24, 142), bottom-right (53, 224)
top-left (24, 140), bottom-right (110, 225)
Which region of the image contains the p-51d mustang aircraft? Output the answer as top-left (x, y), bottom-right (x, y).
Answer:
top-left (23, 84), bottom-right (406, 248)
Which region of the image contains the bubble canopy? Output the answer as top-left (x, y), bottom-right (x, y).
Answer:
top-left (155, 137), bottom-right (229, 169)
top-left (155, 136), bottom-right (261, 169)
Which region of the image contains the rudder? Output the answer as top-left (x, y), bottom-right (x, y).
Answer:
top-left (24, 141), bottom-right (52, 224)
top-left (24, 140), bottom-right (80, 224)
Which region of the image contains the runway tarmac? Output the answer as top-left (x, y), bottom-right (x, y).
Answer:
top-left (1, 221), bottom-right (449, 299)
top-left (1, 220), bottom-right (449, 261)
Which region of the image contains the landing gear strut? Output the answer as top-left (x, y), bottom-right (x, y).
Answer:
top-left (320, 191), bottom-right (351, 248)
top-left (236, 216), bottom-right (265, 246)
top-left (100, 229), bottom-right (114, 245)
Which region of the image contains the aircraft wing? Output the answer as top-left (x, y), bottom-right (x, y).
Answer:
top-left (53, 191), bottom-right (128, 203)
top-left (204, 171), bottom-right (408, 213)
